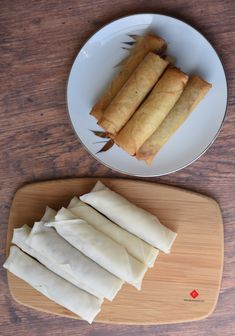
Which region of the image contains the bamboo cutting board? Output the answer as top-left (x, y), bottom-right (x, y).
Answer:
top-left (6, 178), bottom-right (223, 325)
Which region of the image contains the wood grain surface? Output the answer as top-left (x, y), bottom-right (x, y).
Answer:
top-left (0, 0), bottom-right (234, 335)
top-left (6, 178), bottom-right (223, 324)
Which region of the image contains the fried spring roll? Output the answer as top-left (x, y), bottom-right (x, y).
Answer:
top-left (115, 68), bottom-right (188, 155)
top-left (90, 34), bottom-right (166, 120)
top-left (98, 53), bottom-right (169, 136)
top-left (136, 76), bottom-right (212, 165)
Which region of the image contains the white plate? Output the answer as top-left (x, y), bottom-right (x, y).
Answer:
top-left (67, 14), bottom-right (227, 177)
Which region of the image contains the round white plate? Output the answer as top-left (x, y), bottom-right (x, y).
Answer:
top-left (67, 14), bottom-right (227, 177)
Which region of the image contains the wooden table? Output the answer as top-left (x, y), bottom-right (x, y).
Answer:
top-left (0, 0), bottom-right (234, 335)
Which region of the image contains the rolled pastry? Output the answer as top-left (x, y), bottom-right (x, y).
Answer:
top-left (56, 198), bottom-right (159, 268)
top-left (21, 222), bottom-right (122, 300)
top-left (4, 246), bottom-right (103, 323)
top-left (80, 181), bottom-right (177, 254)
top-left (115, 67), bottom-right (188, 155)
top-left (98, 53), bottom-right (169, 136)
top-left (11, 224), bottom-right (82, 291)
top-left (136, 76), bottom-right (212, 164)
top-left (41, 206), bottom-right (56, 222)
top-left (90, 34), bottom-right (166, 120)
top-left (46, 218), bottom-right (148, 289)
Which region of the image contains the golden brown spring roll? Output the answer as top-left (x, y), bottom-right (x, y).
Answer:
top-left (115, 68), bottom-right (188, 155)
top-left (90, 34), bottom-right (166, 120)
top-left (136, 76), bottom-right (212, 165)
top-left (98, 53), bottom-right (169, 136)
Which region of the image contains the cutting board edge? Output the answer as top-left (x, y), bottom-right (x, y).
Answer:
top-left (7, 271), bottom-right (218, 325)
top-left (11, 177), bottom-right (221, 202)
top-left (7, 177), bottom-right (223, 251)
top-left (6, 177), bottom-right (221, 253)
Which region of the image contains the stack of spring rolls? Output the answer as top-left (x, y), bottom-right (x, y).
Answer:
top-left (91, 34), bottom-right (212, 165)
top-left (4, 181), bottom-right (177, 324)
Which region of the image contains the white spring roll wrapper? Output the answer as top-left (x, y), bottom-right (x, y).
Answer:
top-left (80, 181), bottom-right (177, 254)
top-left (23, 222), bottom-right (123, 300)
top-left (57, 199), bottom-right (159, 268)
top-left (12, 225), bottom-right (84, 287)
top-left (4, 246), bottom-right (103, 323)
top-left (11, 224), bottom-right (87, 293)
top-left (46, 217), bottom-right (148, 289)
top-left (41, 206), bottom-right (56, 222)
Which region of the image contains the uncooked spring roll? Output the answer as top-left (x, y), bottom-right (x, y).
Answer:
top-left (90, 34), bottom-right (166, 120)
top-left (41, 206), bottom-right (56, 221)
top-left (12, 224), bottom-right (95, 295)
top-left (21, 222), bottom-right (122, 300)
top-left (115, 67), bottom-right (188, 155)
top-left (98, 53), bottom-right (169, 136)
top-left (46, 218), bottom-right (148, 289)
top-left (80, 181), bottom-right (177, 254)
top-left (4, 246), bottom-right (102, 323)
top-left (55, 200), bottom-right (158, 268)
top-left (136, 76), bottom-right (212, 165)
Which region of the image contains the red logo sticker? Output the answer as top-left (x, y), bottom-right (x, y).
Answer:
top-left (190, 290), bottom-right (199, 299)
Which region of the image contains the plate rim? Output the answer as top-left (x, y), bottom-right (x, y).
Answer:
top-left (66, 13), bottom-right (228, 178)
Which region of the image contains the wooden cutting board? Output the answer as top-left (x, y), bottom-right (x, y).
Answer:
top-left (6, 178), bottom-right (223, 325)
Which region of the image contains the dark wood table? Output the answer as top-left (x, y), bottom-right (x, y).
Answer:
top-left (0, 0), bottom-right (234, 335)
